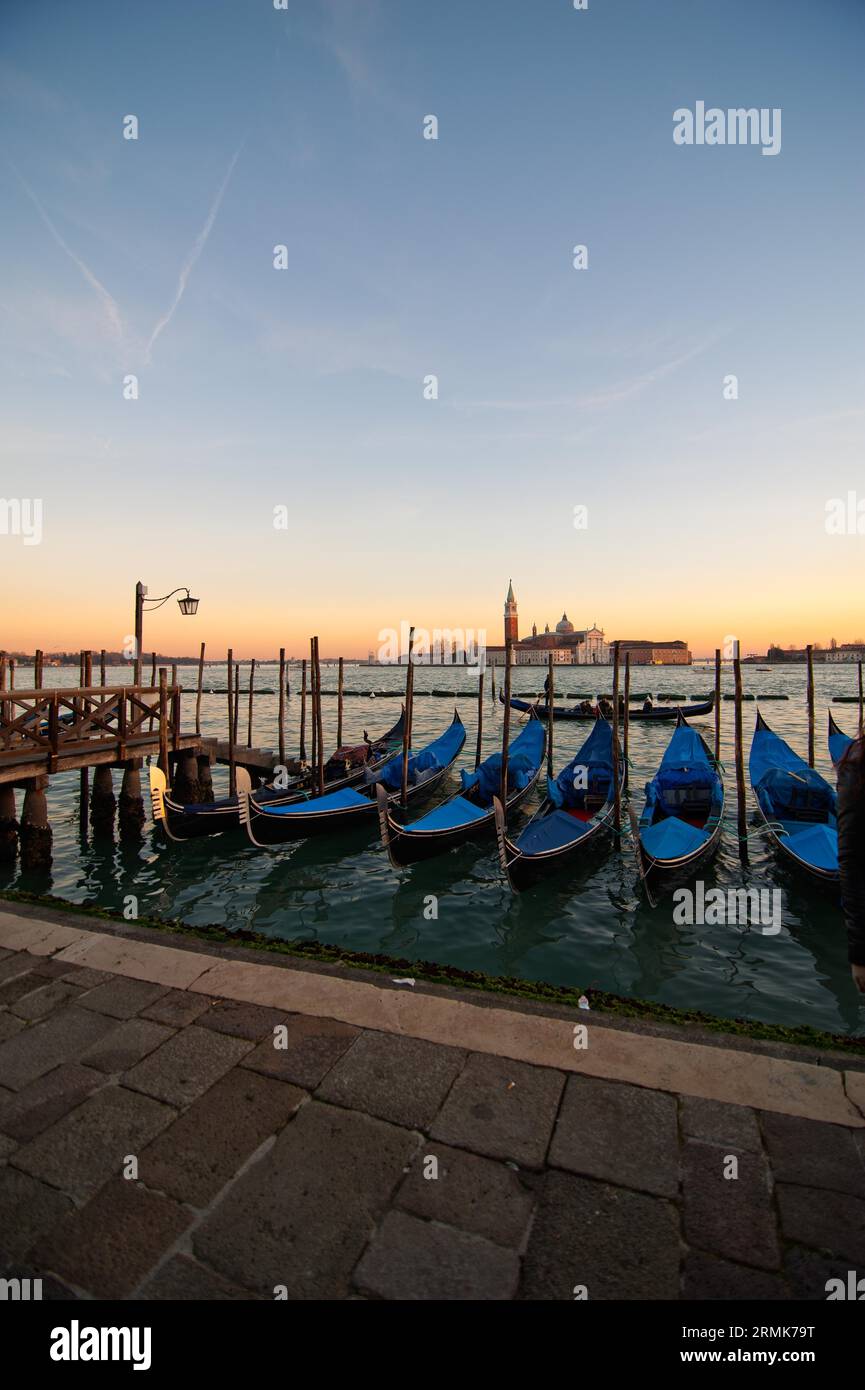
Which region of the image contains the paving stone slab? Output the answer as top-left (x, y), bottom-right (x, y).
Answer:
top-left (682, 1251), bottom-right (789, 1300)
top-left (31, 958), bottom-right (82, 979)
top-left (0, 1063), bottom-right (105, 1142)
top-left (31, 1177), bottom-right (191, 1299)
top-left (759, 1111), bottom-right (865, 1197)
top-left (680, 1096), bottom-right (763, 1152)
top-left (81, 1018), bottom-right (175, 1074)
top-left (316, 1030), bottom-right (466, 1130)
top-left (0, 973), bottom-right (45, 1007)
top-left (0, 1006), bottom-right (116, 1090)
top-left (776, 1183), bottom-right (865, 1263)
top-left (0, 1167), bottom-right (74, 1263)
top-left (194, 1100), bottom-right (418, 1299)
top-left (430, 1053), bottom-right (565, 1169)
top-left (62, 967), bottom-right (113, 990)
top-left (521, 1170), bottom-right (680, 1300)
top-left (142, 1067), bottom-right (305, 1205)
top-left (681, 1138), bottom-right (780, 1270)
top-left (0, 1014), bottom-right (26, 1044)
top-left (784, 1245), bottom-right (865, 1301)
top-left (240, 1013), bottom-right (360, 1090)
top-left (141, 1254), bottom-right (261, 1301)
top-left (11, 1084), bottom-right (176, 1203)
top-left (0, 1132), bottom-right (17, 1162)
top-left (77, 977), bottom-right (170, 1020)
top-left (123, 1026), bottom-right (253, 1108)
top-left (140, 989), bottom-right (211, 1028)
top-left (355, 1210), bottom-right (520, 1300)
top-left (395, 1142), bottom-right (535, 1248)
top-left (0, 956), bottom-right (31, 984)
top-left (196, 999), bottom-right (289, 1041)
top-left (549, 1074), bottom-right (679, 1197)
top-left (10, 980), bottom-right (84, 1021)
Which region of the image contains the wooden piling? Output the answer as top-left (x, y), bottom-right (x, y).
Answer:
top-left (714, 647), bottom-right (721, 761)
top-left (226, 649), bottom-right (236, 795)
top-left (623, 652), bottom-right (630, 793)
top-left (547, 652), bottom-right (554, 777)
top-left (100, 649), bottom-right (106, 685)
top-left (300, 658), bottom-right (308, 763)
top-left (859, 661), bottom-right (863, 736)
top-left (611, 641), bottom-right (621, 839)
top-left (34, 649), bottom-right (43, 688)
top-left (278, 648), bottom-right (286, 766)
top-left (313, 636), bottom-right (325, 796)
top-left (490, 664), bottom-right (496, 704)
top-left (475, 670), bottom-right (485, 768)
top-left (247, 658), bottom-right (256, 748)
top-left (734, 656), bottom-right (749, 863)
top-left (90, 765), bottom-right (116, 838)
top-left (158, 668), bottom-right (169, 775)
top-left (119, 763), bottom-right (145, 839)
top-left (500, 640), bottom-right (512, 803)
top-left (20, 777), bottom-right (52, 872)
top-left (79, 651), bottom-right (91, 834)
top-left (195, 641), bottom-right (205, 736)
top-left (806, 644), bottom-right (815, 768)
top-left (309, 641), bottom-right (317, 774)
top-left (0, 785), bottom-right (19, 863)
top-left (401, 629), bottom-right (415, 807)
top-left (337, 656), bottom-right (345, 750)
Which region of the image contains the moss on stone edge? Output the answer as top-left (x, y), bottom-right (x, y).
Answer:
top-left (1, 885), bottom-right (863, 1056)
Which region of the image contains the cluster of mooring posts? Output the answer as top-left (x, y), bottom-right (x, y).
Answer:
top-left (1, 637), bottom-right (862, 873)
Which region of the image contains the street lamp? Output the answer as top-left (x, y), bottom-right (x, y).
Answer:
top-left (134, 580), bottom-right (200, 683)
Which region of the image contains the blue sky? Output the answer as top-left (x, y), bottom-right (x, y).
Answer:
top-left (1, 0), bottom-right (863, 655)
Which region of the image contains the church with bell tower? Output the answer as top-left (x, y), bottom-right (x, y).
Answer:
top-left (487, 581), bottom-right (609, 665)
top-left (504, 580), bottom-right (519, 644)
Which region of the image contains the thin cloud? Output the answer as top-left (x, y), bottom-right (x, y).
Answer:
top-left (8, 160), bottom-right (123, 341)
top-left (145, 147), bottom-right (241, 363)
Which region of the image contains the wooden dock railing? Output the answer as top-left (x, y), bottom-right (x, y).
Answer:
top-left (0, 684), bottom-right (194, 780)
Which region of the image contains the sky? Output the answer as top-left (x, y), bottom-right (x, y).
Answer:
top-left (1, 0), bottom-right (863, 659)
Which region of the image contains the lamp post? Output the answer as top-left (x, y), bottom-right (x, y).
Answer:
top-left (133, 580), bottom-right (200, 684)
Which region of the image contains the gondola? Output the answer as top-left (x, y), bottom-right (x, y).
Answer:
top-left (500, 692), bottom-right (714, 722)
top-left (633, 711), bottom-right (725, 887)
top-left (493, 716), bottom-right (621, 891)
top-left (749, 710), bottom-right (838, 881)
top-left (240, 711), bottom-right (465, 846)
top-left (379, 712), bottom-right (545, 867)
top-left (828, 710), bottom-right (855, 768)
top-left (149, 710), bottom-right (405, 842)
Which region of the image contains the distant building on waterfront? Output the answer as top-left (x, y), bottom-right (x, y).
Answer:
top-left (614, 639), bottom-right (692, 666)
top-left (487, 583), bottom-right (609, 666)
top-left (825, 643), bottom-right (865, 663)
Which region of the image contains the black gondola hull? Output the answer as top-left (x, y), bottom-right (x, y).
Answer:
top-left (382, 769), bottom-right (541, 867)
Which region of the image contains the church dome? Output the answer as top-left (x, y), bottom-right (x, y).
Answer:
top-left (556, 612), bottom-right (574, 635)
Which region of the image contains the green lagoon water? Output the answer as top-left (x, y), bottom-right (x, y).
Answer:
top-left (4, 662), bottom-right (862, 1037)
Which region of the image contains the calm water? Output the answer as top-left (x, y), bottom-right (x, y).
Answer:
top-left (3, 662), bottom-right (863, 1036)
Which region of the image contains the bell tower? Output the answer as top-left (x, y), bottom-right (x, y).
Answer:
top-left (504, 579), bottom-right (518, 644)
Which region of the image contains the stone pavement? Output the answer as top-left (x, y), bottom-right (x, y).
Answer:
top-left (0, 903), bottom-right (864, 1301)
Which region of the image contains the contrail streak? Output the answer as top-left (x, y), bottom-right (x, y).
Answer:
top-left (8, 160), bottom-right (123, 340)
top-left (145, 147), bottom-right (241, 362)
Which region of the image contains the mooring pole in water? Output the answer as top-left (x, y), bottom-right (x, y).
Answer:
top-left (490, 663), bottom-right (496, 704)
top-left (314, 636), bottom-right (325, 796)
top-left (734, 655), bottom-right (748, 863)
top-left (247, 658), bottom-right (256, 748)
top-left (34, 649), bottom-right (43, 689)
top-left (714, 648), bottom-right (722, 761)
top-left (500, 639), bottom-right (513, 804)
top-left (337, 656), bottom-right (344, 749)
top-left (195, 641), bottom-right (205, 736)
top-left (475, 669), bottom-right (484, 769)
top-left (158, 667), bottom-right (169, 776)
top-left (806, 643), bottom-right (815, 768)
top-left (623, 652), bottom-right (631, 794)
top-left (100, 649), bottom-right (106, 686)
top-left (232, 662), bottom-right (240, 746)
top-left (547, 652), bottom-right (555, 777)
top-left (859, 661), bottom-right (864, 736)
top-left (299, 658), bottom-right (307, 763)
top-left (226, 649), bottom-right (236, 796)
top-left (278, 647), bottom-right (286, 766)
top-left (79, 650), bottom-right (92, 834)
top-left (611, 641), bottom-right (621, 840)
top-left (401, 628), bottom-right (415, 808)
top-left (309, 641), bottom-right (317, 775)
